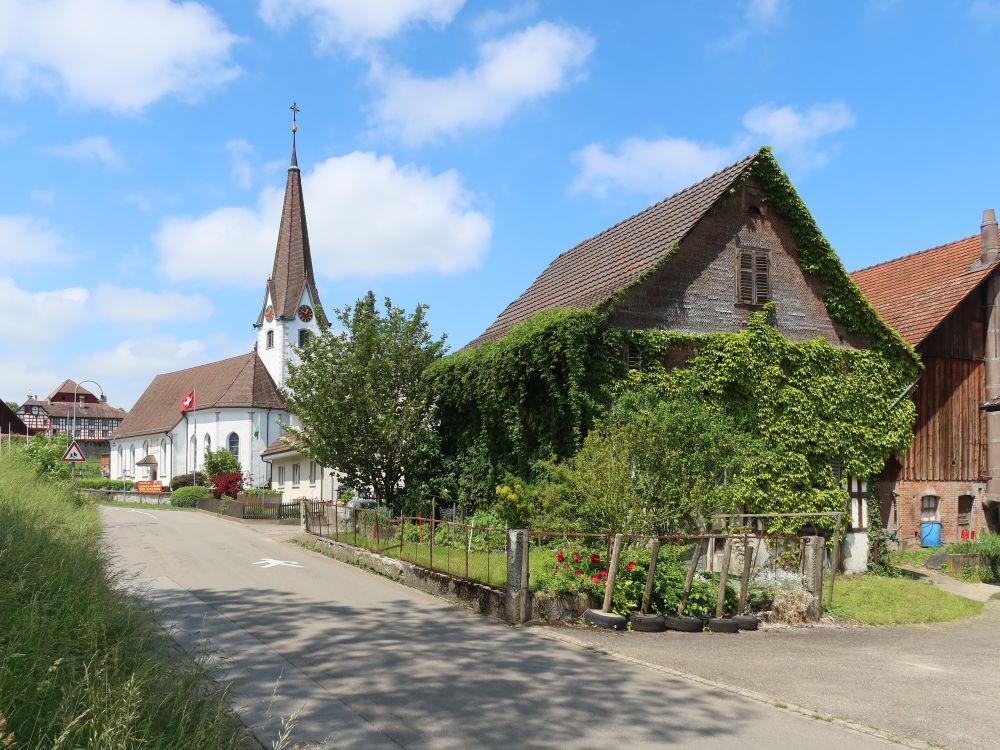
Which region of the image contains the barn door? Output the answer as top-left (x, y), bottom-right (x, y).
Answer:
top-left (958, 495), bottom-right (973, 536)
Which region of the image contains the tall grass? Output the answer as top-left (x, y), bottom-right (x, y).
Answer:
top-left (0, 451), bottom-right (248, 749)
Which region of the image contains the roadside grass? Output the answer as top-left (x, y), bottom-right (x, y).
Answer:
top-left (101, 500), bottom-right (193, 512)
top-left (827, 574), bottom-right (983, 625)
top-left (0, 452), bottom-right (247, 749)
top-left (889, 547), bottom-right (936, 568)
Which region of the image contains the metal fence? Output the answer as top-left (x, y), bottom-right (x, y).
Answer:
top-left (304, 502), bottom-right (507, 588)
top-left (196, 497), bottom-right (301, 520)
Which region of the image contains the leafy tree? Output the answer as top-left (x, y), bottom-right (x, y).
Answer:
top-left (23, 433), bottom-right (69, 480)
top-left (4, 400), bottom-right (19, 411)
top-left (283, 292), bottom-right (447, 510)
top-left (204, 447), bottom-right (241, 476)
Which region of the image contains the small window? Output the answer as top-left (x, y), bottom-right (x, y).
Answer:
top-left (738, 248), bottom-right (770, 305)
top-left (204, 434), bottom-right (211, 456)
top-left (921, 496), bottom-right (939, 523)
top-left (266, 330), bottom-right (274, 349)
top-left (142, 440), bottom-right (149, 456)
top-left (298, 328), bottom-right (312, 347)
top-left (277, 465), bottom-right (285, 485)
top-left (227, 432), bottom-right (239, 458)
top-left (309, 461), bottom-right (316, 485)
top-left (292, 463), bottom-right (301, 487)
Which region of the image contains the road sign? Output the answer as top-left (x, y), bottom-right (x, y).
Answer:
top-left (137, 480), bottom-right (163, 494)
top-left (62, 440), bottom-right (87, 462)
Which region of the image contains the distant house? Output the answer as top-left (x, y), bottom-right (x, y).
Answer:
top-left (1, 399), bottom-right (27, 437)
top-left (261, 435), bottom-right (339, 504)
top-left (853, 210), bottom-right (1000, 545)
top-left (15, 380), bottom-right (127, 460)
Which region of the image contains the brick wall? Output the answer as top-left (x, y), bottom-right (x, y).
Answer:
top-left (606, 179), bottom-right (868, 347)
top-left (877, 473), bottom-right (996, 547)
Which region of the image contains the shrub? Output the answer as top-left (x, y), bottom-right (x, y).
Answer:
top-left (22, 433), bottom-right (70, 479)
top-left (240, 487), bottom-right (280, 497)
top-left (76, 478), bottom-right (137, 490)
top-left (170, 486), bottom-right (212, 507)
top-left (210, 471), bottom-right (244, 500)
top-left (204, 447), bottom-right (241, 476)
top-left (946, 532), bottom-right (1000, 582)
top-left (170, 471), bottom-right (209, 491)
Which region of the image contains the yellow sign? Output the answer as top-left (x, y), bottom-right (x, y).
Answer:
top-left (137, 481), bottom-right (163, 494)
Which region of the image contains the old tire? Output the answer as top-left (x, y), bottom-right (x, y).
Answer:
top-left (733, 615), bottom-right (760, 631)
top-left (629, 612), bottom-right (666, 633)
top-left (663, 614), bottom-right (703, 632)
top-left (584, 609), bottom-right (627, 630)
top-left (707, 617), bottom-right (740, 633)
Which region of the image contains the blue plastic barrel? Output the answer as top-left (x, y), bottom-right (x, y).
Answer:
top-left (920, 522), bottom-right (942, 548)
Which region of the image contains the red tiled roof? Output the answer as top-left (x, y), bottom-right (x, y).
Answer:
top-left (851, 233), bottom-right (997, 348)
top-left (113, 352), bottom-right (285, 439)
top-left (467, 152), bottom-right (759, 347)
top-left (261, 434), bottom-right (302, 459)
top-left (48, 379), bottom-right (95, 401)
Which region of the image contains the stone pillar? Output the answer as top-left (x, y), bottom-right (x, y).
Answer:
top-left (299, 499), bottom-right (307, 533)
top-left (505, 529), bottom-right (530, 624)
top-left (800, 535), bottom-right (825, 604)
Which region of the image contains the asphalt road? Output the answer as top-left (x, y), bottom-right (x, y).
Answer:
top-left (100, 506), bottom-right (907, 749)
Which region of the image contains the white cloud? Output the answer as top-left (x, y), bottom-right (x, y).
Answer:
top-left (716, 0), bottom-right (786, 50)
top-left (469, 1), bottom-right (537, 35)
top-left (92, 284), bottom-right (213, 323)
top-left (742, 101), bottom-right (856, 169)
top-left (30, 190), bottom-right (55, 205)
top-left (0, 277), bottom-right (89, 345)
top-left (970, 0), bottom-right (1000, 25)
top-left (156, 151), bottom-right (492, 284)
top-left (574, 137), bottom-right (736, 199)
top-left (225, 138), bottom-right (255, 189)
top-left (42, 136), bottom-right (124, 169)
top-left (373, 21), bottom-right (595, 145)
top-left (0, 215), bottom-right (66, 265)
top-left (258, 0), bottom-right (464, 47)
top-left (0, 0), bottom-right (241, 113)
top-left (573, 101), bottom-right (856, 197)
top-left (76, 336), bottom-right (207, 379)
top-left (0, 356), bottom-right (61, 406)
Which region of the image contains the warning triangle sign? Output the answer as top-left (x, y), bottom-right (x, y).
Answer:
top-left (62, 440), bottom-right (87, 462)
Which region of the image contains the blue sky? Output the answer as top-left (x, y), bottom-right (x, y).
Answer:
top-left (2, 0), bottom-right (999, 408)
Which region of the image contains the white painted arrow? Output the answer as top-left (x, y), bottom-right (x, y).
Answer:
top-left (252, 558), bottom-right (303, 569)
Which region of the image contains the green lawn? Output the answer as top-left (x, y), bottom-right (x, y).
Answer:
top-left (827, 574), bottom-right (983, 625)
top-left (101, 500), bottom-right (193, 511)
top-left (889, 547), bottom-right (937, 567)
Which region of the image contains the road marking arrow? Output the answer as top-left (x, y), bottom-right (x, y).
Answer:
top-left (252, 558), bottom-right (304, 569)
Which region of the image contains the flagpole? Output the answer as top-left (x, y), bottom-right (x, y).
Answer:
top-left (192, 387), bottom-right (197, 487)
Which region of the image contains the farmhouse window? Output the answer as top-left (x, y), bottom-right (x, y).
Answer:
top-left (277, 465), bottom-right (285, 485)
top-left (625, 342), bottom-right (642, 371)
top-left (920, 495), bottom-right (939, 522)
top-left (309, 461), bottom-right (316, 485)
top-left (292, 463), bottom-right (301, 487)
top-left (738, 248), bottom-right (770, 305)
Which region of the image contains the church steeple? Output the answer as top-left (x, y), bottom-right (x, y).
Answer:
top-left (255, 103), bottom-right (324, 329)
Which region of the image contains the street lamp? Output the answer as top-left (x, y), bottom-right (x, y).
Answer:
top-left (71, 379), bottom-right (104, 445)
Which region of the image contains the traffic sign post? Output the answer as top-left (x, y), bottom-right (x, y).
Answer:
top-left (62, 440), bottom-right (87, 463)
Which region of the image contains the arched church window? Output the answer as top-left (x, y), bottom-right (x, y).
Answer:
top-left (266, 330), bottom-right (274, 349)
top-left (204, 434), bottom-right (211, 456)
top-left (228, 432), bottom-right (239, 459)
top-left (160, 439), bottom-right (166, 467)
top-left (130, 446), bottom-right (135, 473)
top-left (142, 440), bottom-right (149, 456)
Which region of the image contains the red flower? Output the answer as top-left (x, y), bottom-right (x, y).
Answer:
top-left (573, 553), bottom-right (582, 563)
top-left (626, 561), bottom-right (636, 572)
top-left (590, 553), bottom-right (601, 563)
top-left (575, 568), bottom-right (584, 575)
top-left (557, 549), bottom-right (565, 563)
top-left (591, 575), bottom-right (600, 582)
top-left (599, 569), bottom-right (608, 578)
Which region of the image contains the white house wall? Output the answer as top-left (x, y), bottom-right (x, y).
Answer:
top-left (267, 452), bottom-right (337, 503)
top-left (110, 408), bottom-right (290, 487)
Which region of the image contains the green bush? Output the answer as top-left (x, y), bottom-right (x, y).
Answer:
top-left (946, 532), bottom-right (1000, 582)
top-left (76, 478), bottom-right (136, 490)
top-left (170, 471), bottom-right (209, 491)
top-left (0, 452), bottom-right (245, 747)
top-left (170, 486), bottom-right (213, 507)
top-left (239, 487), bottom-right (280, 497)
top-left (203, 447), bottom-right (241, 476)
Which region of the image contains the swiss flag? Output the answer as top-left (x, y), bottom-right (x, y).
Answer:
top-left (180, 390), bottom-right (195, 412)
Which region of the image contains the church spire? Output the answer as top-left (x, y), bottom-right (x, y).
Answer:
top-left (255, 103), bottom-right (324, 329)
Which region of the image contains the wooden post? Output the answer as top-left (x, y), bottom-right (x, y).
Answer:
top-left (398, 515), bottom-right (406, 561)
top-left (827, 520), bottom-right (842, 607)
top-left (739, 533), bottom-right (753, 615)
top-left (715, 538), bottom-right (733, 619)
top-left (429, 498), bottom-right (435, 569)
top-left (677, 539), bottom-right (704, 616)
top-left (640, 539), bottom-right (661, 615)
top-left (601, 533), bottom-right (624, 613)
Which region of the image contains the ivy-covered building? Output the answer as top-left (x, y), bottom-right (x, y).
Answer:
top-left (432, 148), bottom-right (917, 569)
top-left (853, 210), bottom-right (1000, 546)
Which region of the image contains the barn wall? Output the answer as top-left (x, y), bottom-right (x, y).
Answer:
top-left (605, 179), bottom-right (866, 347)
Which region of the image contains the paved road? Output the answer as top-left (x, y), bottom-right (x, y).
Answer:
top-left (101, 507), bottom-right (907, 749)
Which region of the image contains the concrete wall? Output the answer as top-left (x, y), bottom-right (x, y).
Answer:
top-left (605, 179), bottom-right (866, 348)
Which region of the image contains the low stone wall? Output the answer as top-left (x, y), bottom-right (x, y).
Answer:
top-left (79, 488), bottom-right (172, 505)
top-left (528, 591), bottom-right (596, 624)
top-left (304, 533), bottom-right (506, 620)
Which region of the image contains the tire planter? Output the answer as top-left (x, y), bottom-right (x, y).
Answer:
top-left (733, 615), bottom-right (760, 631)
top-left (583, 608), bottom-right (627, 630)
top-left (663, 614), bottom-right (703, 633)
top-left (707, 617), bottom-right (740, 633)
top-left (629, 612), bottom-right (666, 633)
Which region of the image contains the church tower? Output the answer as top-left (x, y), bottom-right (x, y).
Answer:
top-left (254, 104), bottom-right (326, 388)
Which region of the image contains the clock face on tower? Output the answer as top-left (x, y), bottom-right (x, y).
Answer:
top-left (264, 305), bottom-right (274, 323)
top-left (298, 304), bottom-right (313, 322)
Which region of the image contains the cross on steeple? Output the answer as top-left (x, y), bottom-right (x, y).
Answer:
top-left (289, 102), bottom-right (300, 168)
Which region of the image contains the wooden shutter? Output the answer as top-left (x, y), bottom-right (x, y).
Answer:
top-left (754, 252), bottom-right (769, 302)
top-left (738, 250), bottom-right (754, 303)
